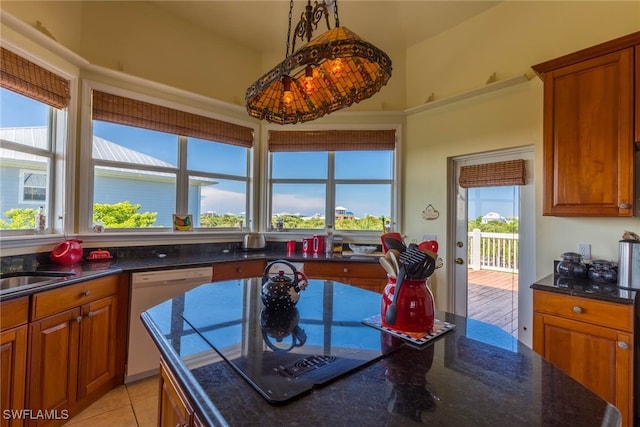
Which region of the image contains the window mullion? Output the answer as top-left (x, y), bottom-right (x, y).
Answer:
top-left (176, 136), bottom-right (189, 214)
top-left (326, 152), bottom-right (335, 227)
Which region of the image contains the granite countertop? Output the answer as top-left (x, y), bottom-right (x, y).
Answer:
top-left (142, 278), bottom-right (621, 427)
top-left (531, 273), bottom-right (637, 304)
top-left (0, 243), bottom-right (381, 300)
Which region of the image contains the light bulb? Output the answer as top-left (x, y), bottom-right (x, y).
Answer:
top-left (282, 76), bottom-right (293, 106)
top-left (303, 65), bottom-right (315, 93)
top-left (331, 58), bottom-right (344, 76)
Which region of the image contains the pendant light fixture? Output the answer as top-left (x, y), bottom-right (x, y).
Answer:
top-left (245, 0), bottom-right (392, 125)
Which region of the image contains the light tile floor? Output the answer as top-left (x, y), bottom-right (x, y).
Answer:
top-left (63, 376), bottom-right (158, 427)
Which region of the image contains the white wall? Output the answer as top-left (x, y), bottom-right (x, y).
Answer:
top-left (404, 1), bottom-right (640, 309)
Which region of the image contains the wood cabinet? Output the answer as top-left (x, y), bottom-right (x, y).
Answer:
top-left (532, 31), bottom-right (639, 216)
top-left (533, 290), bottom-right (635, 426)
top-left (212, 259), bottom-right (266, 281)
top-left (636, 45), bottom-right (640, 145)
top-left (26, 275), bottom-right (125, 427)
top-left (1, 297), bottom-right (29, 427)
top-left (303, 261), bottom-right (387, 293)
top-left (158, 358), bottom-right (198, 427)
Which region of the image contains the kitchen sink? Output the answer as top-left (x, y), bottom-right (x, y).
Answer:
top-left (0, 271), bottom-right (75, 291)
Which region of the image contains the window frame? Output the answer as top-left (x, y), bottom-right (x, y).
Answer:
top-left (0, 45), bottom-right (77, 245)
top-left (262, 123), bottom-right (402, 237)
top-left (79, 81), bottom-right (257, 236)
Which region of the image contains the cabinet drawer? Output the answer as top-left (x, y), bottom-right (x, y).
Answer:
top-left (1, 296), bottom-right (29, 330)
top-left (304, 261), bottom-right (386, 279)
top-left (212, 259), bottom-right (266, 281)
top-left (533, 290), bottom-right (634, 332)
top-left (31, 275), bottom-right (119, 321)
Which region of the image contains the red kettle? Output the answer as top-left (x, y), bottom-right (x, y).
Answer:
top-left (50, 239), bottom-right (83, 265)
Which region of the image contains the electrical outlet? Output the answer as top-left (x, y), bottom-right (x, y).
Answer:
top-left (578, 243), bottom-right (591, 260)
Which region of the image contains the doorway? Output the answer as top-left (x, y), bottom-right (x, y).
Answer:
top-left (449, 147), bottom-right (535, 347)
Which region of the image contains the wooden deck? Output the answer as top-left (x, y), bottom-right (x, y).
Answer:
top-left (467, 269), bottom-right (518, 338)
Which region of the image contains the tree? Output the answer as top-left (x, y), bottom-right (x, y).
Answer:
top-left (0, 207), bottom-right (39, 229)
top-left (93, 201), bottom-right (157, 228)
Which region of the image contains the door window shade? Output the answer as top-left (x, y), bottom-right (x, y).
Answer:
top-left (459, 159), bottom-right (526, 188)
top-left (0, 47), bottom-right (70, 109)
top-left (92, 91), bottom-right (254, 148)
top-left (268, 129), bottom-right (396, 152)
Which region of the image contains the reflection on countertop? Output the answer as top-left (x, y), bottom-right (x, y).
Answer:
top-left (531, 273), bottom-right (636, 304)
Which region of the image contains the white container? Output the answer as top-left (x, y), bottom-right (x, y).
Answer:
top-left (618, 240), bottom-right (640, 289)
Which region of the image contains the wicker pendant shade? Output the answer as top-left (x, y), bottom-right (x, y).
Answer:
top-left (245, 1), bottom-right (392, 125)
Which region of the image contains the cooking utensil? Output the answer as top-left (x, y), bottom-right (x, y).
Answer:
top-left (388, 250), bottom-right (400, 276)
top-left (381, 232), bottom-right (406, 253)
top-left (385, 264), bottom-right (405, 325)
top-left (379, 256), bottom-right (396, 278)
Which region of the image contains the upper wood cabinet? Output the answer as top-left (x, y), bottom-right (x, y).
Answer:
top-left (532, 32), bottom-right (639, 216)
top-left (636, 45), bottom-right (640, 145)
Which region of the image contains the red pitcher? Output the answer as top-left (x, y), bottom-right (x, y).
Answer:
top-left (381, 275), bottom-right (435, 334)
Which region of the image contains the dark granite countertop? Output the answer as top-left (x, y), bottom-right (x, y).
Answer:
top-left (142, 278), bottom-right (621, 427)
top-left (531, 273), bottom-right (637, 304)
top-left (0, 243), bottom-right (381, 300)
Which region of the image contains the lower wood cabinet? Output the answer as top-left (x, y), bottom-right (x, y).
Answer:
top-left (533, 290), bottom-right (635, 427)
top-left (26, 274), bottom-right (126, 427)
top-left (1, 297), bottom-right (29, 427)
top-left (303, 261), bottom-right (387, 293)
top-left (158, 357), bottom-right (200, 427)
top-left (212, 259), bottom-right (266, 281)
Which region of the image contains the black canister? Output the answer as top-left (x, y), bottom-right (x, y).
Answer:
top-left (557, 252), bottom-right (589, 278)
top-left (588, 260), bottom-right (617, 283)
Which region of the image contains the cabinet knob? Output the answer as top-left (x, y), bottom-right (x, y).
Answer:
top-left (76, 316), bottom-right (82, 323)
top-left (619, 203), bottom-right (630, 209)
top-left (343, 268), bottom-right (349, 273)
top-left (618, 341), bottom-right (629, 350)
top-left (237, 268), bottom-right (243, 273)
top-left (83, 290), bottom-right (91, 297)
top-left (86, 311), bottom-right (94, 318)
top-left (572, 306), bottom-right (583, 314)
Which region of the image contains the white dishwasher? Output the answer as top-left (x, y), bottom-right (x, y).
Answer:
top-left (126, 266), bottom-right (213, 383)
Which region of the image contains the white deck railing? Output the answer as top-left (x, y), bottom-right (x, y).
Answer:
top-left (468, 229), bottom-right (519, 273)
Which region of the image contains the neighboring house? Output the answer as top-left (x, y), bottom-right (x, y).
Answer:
top-left (335, 206), bottom-right (354, 220)
top-left (481, 212), bottom-right (507, 224)
top-left (0, 127), bottom-right (214, 227)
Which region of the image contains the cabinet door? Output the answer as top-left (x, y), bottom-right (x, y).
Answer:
top-left (534, 312), bottom-right (633, 426)
top-left (78, 295), bottom-right (118, 399)
top-left (1, 325), bottom-right (27, 427)
top-left (636, 45), bottom-right (640, 144)
top-left (542, 48), bottom-right (634, 216)
top-left (158, 360), bottom-right (192, 427)
top-left (27, 308), bottom-right (81, 427)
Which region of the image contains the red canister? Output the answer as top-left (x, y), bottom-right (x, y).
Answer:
top-left (302, 238), bottom-right (313, 253)
top-left (381, 275), bottom-right (435, 335)
top-left (312, 235), bottom-right (325, 254)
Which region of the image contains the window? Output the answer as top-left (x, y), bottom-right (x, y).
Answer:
top-left (20, 170), bottom-right (48, 203)
top-left (0, 47), bottom-right (70, 234)
top-left (88, 90), bottom-right (253, 231)
top-left (268, 129), bottom-right (396, 231)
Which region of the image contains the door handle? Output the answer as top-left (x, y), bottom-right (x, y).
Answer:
top-left (455, 258), bottom-right (464, 265)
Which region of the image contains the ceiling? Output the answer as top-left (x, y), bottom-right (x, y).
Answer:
top-left (151, 1), bottom-right (500, 55)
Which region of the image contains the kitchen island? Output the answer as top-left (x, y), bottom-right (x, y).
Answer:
top-left (142, 277), bottom-right (621, 426)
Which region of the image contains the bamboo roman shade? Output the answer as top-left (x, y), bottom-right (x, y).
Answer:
top-left (459, 159), bottom-right (526, 188)
top-left (268, 129), bottom-right (396, 152)
top-left (92, 91), bottom-right (254, 148)
top-left (0, 47), bottom-right (70, 109)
